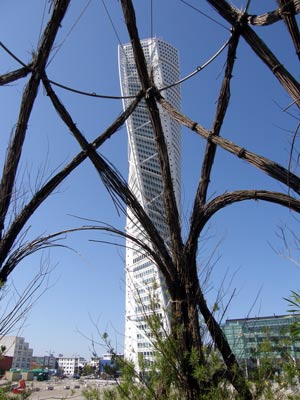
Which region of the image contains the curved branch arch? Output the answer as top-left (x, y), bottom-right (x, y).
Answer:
top-left (186, 189), bottom-right (300, 255)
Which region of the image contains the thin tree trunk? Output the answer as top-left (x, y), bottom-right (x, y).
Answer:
top-left (170, 286), bottom-right (204, 399)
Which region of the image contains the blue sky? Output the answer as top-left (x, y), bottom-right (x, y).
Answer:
top-left (0, 1), bottom-right (299, 359)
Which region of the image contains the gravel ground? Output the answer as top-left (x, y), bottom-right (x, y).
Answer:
top-left (3, 378), bottom-right (117, 400)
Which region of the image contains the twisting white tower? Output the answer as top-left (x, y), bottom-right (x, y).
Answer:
top-left (118, 38), bottom-right (181, 369)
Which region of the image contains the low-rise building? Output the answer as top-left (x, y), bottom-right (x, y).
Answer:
top-left (31, 354), bottom-right (57, 370)
top-left (0, 336), bottom-right (33, 370)
top-left (57, 356), bottom-right (86, 376)
top-left (222, 314), bottom-right (300, 370)
top-left (99, 353), bottom-right (123, 376)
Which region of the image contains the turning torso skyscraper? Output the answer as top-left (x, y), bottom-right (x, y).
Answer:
top-left (118, 38), bottom-right (181, 368)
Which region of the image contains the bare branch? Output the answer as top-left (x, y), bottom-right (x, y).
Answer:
top-left (248, 1), bottom-right (300, 27)
top-left (157, 95), bottom-right (300, 194)
top-left (277, 0), bottom-right (300, 59)
top-left (0, 261), bottom-right (52, 337)
top-left (206, 0), bottom-right (300, 105)
top-left (0, 65), bottom-right (32, 86)
top-left (188, 190), bottom-right (300, 246)
top-left (0, 93), bottom-right (141, 272)
top-left (42, 76), bottom-right (176, 290)
top-left (190, 26), bottom-right (240, 228)
top-left (0, 0), bottom-right (71, 240)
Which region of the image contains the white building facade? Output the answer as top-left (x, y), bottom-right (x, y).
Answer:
top-left (0, 336), bottom-right (33, 370)
top-left (118, 38), bottom-right (181, 368)
top-left (57, 356), bottom-right (85, 376)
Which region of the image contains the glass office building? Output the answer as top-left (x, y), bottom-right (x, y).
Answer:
top-left (223, 314), bottom-right (300, 369)
top-left (118, 38), bottom-right (181, 369)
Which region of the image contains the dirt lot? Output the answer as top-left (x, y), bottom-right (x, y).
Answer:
top-left (3, 378), bottom-right (116, 399)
